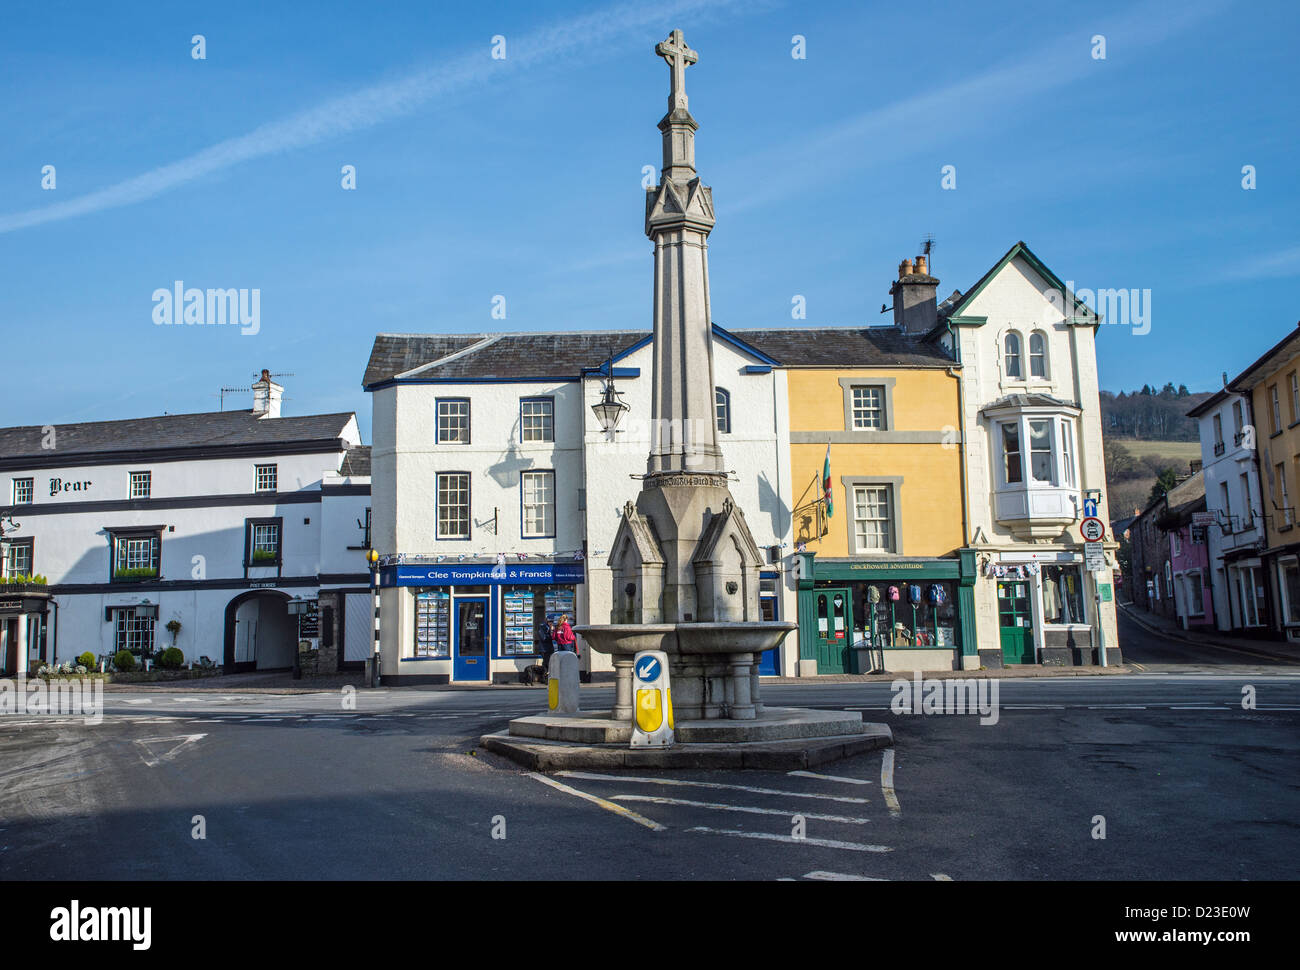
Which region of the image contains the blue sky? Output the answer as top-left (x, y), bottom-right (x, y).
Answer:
top-left (2, 0), bottom-right (1296, 441)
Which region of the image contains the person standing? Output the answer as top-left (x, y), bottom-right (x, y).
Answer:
top-left (553, 614), bottom-right (577, 658)
top-left (538, 618), bottom-right (556, 671)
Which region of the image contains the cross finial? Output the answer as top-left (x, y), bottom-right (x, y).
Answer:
top-left (656, 29), bottom-right (698, 112)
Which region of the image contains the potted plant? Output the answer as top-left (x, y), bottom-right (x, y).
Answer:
top-left (165, 618), bottom-right (182, 647)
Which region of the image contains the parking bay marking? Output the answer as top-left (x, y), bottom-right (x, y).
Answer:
top-left (688, 827), bottom-right (891, 853)
top-left (526, 773), bottom-right (667, 832)
top-left (557, 772), bottom-right (870, 805)
top-left (611, 794), bottom-right (871, 825)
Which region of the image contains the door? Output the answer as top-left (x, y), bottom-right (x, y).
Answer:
top-left (453, 597), bottom-right (490, 681)
top-left (997, 580), bottom-right (1035, 664)
top-left (758, 574), bottom-right (780, 675)
top-left (237, 618), bottom-right (257, 665)
top-left (813, 588), bottom-right (852, 674)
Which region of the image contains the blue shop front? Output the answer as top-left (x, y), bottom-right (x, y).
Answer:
top-left (378, 560), bottom-right (585, 684)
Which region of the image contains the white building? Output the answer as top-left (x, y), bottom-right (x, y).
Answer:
top-left (924, 242), bottom-right (1121, 666)
top-left (363, 326), bottom-right (797, 684)
top-left (1189, 389), bottom-right (1268, 632)
top-left (0, 372), bottom-right (373, 675)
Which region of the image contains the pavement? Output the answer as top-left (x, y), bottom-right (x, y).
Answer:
top-left (1118, 601), bottom-right (1300, 666)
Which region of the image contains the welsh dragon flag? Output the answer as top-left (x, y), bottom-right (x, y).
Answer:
top-left (822, 443), bottom-right (833, 517)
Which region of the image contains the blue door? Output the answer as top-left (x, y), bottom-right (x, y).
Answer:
top-left (453, 597), bottom-right (490, 681)
top-left (758, 572), bottom-right (780, 675)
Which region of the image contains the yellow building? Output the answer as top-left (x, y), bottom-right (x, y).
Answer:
top-left (745, 327), bottom-right (973, 674)
top-left (1230, 327), bottom-right (1300, 640)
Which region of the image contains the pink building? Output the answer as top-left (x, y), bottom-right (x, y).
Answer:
top-left (1167, 488), bottom-right (1214, 629)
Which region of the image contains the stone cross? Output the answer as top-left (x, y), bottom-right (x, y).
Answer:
top-left (656, 29), bottom-right (697, 111)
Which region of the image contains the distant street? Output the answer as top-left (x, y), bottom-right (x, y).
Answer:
top-left (4, 623), bottom-right (1298, 880)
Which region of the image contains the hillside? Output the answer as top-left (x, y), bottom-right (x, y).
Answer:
top-left (1099, 385), bottom-right (1214, 441)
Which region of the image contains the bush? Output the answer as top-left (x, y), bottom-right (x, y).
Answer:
top-left (114, 650), bottom-right (137, 672)
top-left (77, 651), bottom-right (96, 668)
top-left (158, 647), bottom-right (185, 670)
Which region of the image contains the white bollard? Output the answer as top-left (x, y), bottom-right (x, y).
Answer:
top-left (631, 650), bottom-right (674, 748)
top-left (547, 650), bottom-right (581, 715)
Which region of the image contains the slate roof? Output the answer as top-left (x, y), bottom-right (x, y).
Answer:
top-left (339, 445), bottom-right (372, 477)
top-left (979, 392), bottom-right (1080, 414)
top-left (0, 410), bottom-right (355, 462)
top-left (363, 325), bottom-right (953, 387)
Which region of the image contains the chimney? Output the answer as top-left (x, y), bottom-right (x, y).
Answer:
top-left (890, 253), bottom-right (939, 335)
top-left (252, 368), bottom-right (283, 419)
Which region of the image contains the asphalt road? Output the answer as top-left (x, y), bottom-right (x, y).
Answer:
top-left (2, 622), bottom-right (1298, 881)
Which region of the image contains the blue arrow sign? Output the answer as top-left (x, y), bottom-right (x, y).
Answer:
top-left (1083, 498), bottom-right (1099, 518)
top-left (635, 656), bottom-right (661, 682)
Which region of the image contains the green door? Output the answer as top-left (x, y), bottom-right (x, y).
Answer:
top-left (997, 580), bottom-right (1035, 664)
top-left (813, 588), bottom-right (852, 674)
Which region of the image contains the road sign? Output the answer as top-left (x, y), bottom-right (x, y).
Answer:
top-left (1084, 543), bottom-right (1107, 573)
top-left (1083, 497), bottom-right (1099, 518)
top-left (1080, 517), bottom-right (1106, 542)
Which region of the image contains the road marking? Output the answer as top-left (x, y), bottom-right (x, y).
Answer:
top-left (687, 827), bottom-right (891, 853)
top-left (526, 773), bottom-right (666, 832)
top-left (804, 870), bottom-right (887, 881)
top-left (1004, 705), bottom-right (1066, 710)
top-left (557, 772), bottom-right (869, 805)
top-left (880, 750), bottom-right (900, 819)
top-left (1166, 706), bottom-right (1225, 710)
top-left (122, 699), bottom-right (152, 705)
top-left (788, 770), bottom-right (873, 786)
top-left (611, 795), bottom-right (871, 825)
top-left (1086, 705), bottom-right (1146, 709)
top-left (932, 873), bottom-right (953, 881)
top-left (134, 734), bottom-right (206, 768)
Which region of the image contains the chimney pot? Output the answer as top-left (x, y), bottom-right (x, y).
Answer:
top-left (899, 258), bottom-right (913, 279)
top-left (915, 254), bottom-right (928, 275)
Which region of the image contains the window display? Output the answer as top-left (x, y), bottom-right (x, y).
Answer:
top-left (414, 590), bottom-right (450, 657)
top-left (1042, 564), bottom-right (1086, 624)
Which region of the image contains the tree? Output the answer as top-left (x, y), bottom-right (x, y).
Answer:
top-left (1147, 467), bottom-right (1181, 505)
top-left (1104, 441), bottom-right (1141, 483)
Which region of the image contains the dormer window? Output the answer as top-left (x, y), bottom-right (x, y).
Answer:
top-left (1004, 332), bottom-right (1022, 379)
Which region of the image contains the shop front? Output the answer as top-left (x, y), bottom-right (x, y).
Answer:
top-left (379, 560), bottom-right (584, 684)
top-left (796, 551), bottom-right (977, 674)
top-left (976, 549), bottom-right (1111, 666)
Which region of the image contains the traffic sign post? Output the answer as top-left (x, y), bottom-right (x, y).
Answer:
top-left (1084, 543), bottom-right (1107, 573)
top-left (630, 650), bottom-right (674, 748)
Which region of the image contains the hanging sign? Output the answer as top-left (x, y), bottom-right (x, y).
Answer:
top-left (1080, 517), bottom-right (1106, 542)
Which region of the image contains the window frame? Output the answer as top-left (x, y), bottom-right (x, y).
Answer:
top-left (520, 469), bottom-right (557, 540)
top-left (436, 398), bottom-right (472, 445)
top-left (129, 470), bottom-right (152, 499)
top-left (519, 397), bottom-right (555, 443)
top-left (1290, 371), bottom-right (1299, 424)
top-left (1270, 384), bottom-right (1282, 434)
top-left (3, 537), bottom-right (34, 578)
top-left (244, 516), bottom-right (284, 567)
top-left (254, 463), bottom-right (278, 493)
top-left (108, 527), bottom-right (162, 583)
top-left (1004, 331), bottom-right (1023, 379)
top-left (11, 477), bottom-right (33, 505)
top-left (113, 607), bottom-right (156, 656)
top-left (838, 378), bottom-right (896, 432)
top-left (841, 476), bottom-right (903, 556)
top-left (1028, 330), bottom-right (1048, 379)
top-left (436, 472), bottom-right (472, 540)
top-left (714, 387), bottom-right (732, 434)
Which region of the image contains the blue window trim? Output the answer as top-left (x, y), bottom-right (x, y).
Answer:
top-left (715, 387), bottom-right (731, 434)
top-left (519, 396), bottom-right (556, 443)
top-left (519, 468), bottom-right (557, 540)
top-left (435, 471), bottom-right (472, 541)
top-left (434, 397), bottom-right (471, 445)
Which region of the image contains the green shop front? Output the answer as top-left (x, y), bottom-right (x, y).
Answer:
top-left (795, 551), bottom-right (977, 674)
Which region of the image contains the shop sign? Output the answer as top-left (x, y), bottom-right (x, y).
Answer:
top-left (381, 562), bottom-right (586, 587)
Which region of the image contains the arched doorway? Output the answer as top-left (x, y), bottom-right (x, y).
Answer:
top-left (224, 590), bottom-right (294, 673)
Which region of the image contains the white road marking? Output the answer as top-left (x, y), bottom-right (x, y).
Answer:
top-left (788, 770), bottom-right (873, 786)
top-left (122, 699), bottom-right (152, 705)
top-left (1086, 705), bottom-right (1146, 709)
top-left (687, 826), bottom-right (891, 853)
top-left (134, 734), bottom-right (206, 768)
top-left (880, 749), bottom-right (901, 819)
top-left (1004, 705), bottom-right (1066, 710)
top-left (804, 870), bottom-right (887, 881)
top-left (557, 772), bottom-right (869, 805)
top-left (931, 873), bottom-right (953, 881)
top-left (612, 795), bottom-right (871, 825)
top-left (1166, 706), bottom-right (1225, 710)
top-left (526, 773), bottom-right (666, 832)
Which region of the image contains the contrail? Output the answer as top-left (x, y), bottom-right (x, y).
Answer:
top-left (0, 0), bottom-right (742, 234)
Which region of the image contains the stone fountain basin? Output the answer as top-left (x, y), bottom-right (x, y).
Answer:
top-left (575, 622), bottom-right (795, 657)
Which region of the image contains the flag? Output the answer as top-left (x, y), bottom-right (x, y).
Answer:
top-left (822, 443), bottom-right (833, 518)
